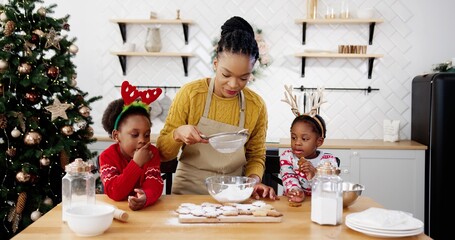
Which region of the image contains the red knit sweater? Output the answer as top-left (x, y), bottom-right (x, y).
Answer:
top-left (99, 143), bottom-right (163, 207)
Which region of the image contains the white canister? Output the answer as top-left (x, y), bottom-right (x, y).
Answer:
top-left (311, 162), bottom-right (343, 225)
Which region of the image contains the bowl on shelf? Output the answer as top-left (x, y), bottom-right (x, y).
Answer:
top-left (206, 176), bottom-right (257, 203)
top-left (342, 182), bottom-right (365, 208)
top-left (66, 204), bottom-right (115, 237)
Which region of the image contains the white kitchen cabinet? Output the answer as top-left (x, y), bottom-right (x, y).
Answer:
top-left (354, 149), bottom-right (425, 222)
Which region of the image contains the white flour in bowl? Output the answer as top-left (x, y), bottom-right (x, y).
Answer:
top-left (213, 184), bottom-right (254, 203)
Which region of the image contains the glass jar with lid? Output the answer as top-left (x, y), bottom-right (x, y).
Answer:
top-left (311, 161), bottom-right (343, 225)
top-left (62, 158), bottom-right (96, 222)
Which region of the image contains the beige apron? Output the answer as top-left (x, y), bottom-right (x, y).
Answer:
top-left (172, 78), bottom-right (247, 194)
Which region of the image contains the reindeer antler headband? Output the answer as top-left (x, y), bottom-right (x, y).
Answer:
top-left (281, 85), bottom-right (327, 136)
top-left (114, 81), bottom-right (162, 130)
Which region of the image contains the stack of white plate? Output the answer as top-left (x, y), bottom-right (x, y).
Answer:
top-left (345, 207), bottom-right (424, 238)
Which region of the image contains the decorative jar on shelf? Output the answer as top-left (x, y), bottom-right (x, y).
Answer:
top-left (307, 0), bottom-right (318, 19)
top-left (145, 26), bottom-right (162, 52)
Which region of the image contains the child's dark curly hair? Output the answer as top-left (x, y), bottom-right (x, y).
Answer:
top-left (291, 114), bottom-right (326, 138)
top-left (102, 98), bottom-right (151, 138)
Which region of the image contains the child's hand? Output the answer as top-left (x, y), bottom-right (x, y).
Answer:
top-left (128, 188), bottom-right (147, 211)
top-left (133, 142), bottom-right (152, 167)
top-left (287, 188), bottom-right (305, 203)
top-left (298, 158), bottom-right (316, 180)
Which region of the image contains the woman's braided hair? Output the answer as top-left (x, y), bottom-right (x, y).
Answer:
top-left (216, 16), bottom-right (259, 61)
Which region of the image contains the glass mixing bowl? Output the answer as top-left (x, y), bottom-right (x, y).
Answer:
top-left (205, 176), bottom-right (257, 203)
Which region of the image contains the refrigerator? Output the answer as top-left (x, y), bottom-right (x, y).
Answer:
top-left (411, 73), bottom-right (455, 239)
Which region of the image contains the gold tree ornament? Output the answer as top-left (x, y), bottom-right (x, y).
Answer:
top-left (24, 131), bottom-right (42, 145)
top-left (37, 7), bottom-right (46, 16)
top-left (61, 125), bottom-right (74, 136)
top-left (43, 197), bottom-right (53, 206)
top-left (44, 27), bottom-right (61, 50)
top-left (44, 97), bottom-right (71, 121)
top-left (68, 44), bottom-right (78, 54)
top-left (33, 29), bottom-right (44, 37)
top-left (40, 156), bottom-right (50, 166)
top-left (16, 171), bottom-right (31, 182)
top-left (0, 59), bottom-right (9, 71)
top-left (18, 62), bottom-right (32, 74)
top-left (78, 105), bottom-right (91, 118)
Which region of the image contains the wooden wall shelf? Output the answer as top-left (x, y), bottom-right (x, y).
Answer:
top-left (110, 19), bottom-right (194, 44)
top-left (111, 51), bottom-right (194, 76)
top-left (295, 18), bottom-right (384, 45)
top-left (294, 52), bottom-right (384, 79)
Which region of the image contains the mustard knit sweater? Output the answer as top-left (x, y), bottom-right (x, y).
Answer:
top-left (156, 78), bottom-right (268, 179)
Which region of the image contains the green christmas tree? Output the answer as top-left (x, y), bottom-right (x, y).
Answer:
top-left (0, 0), bottom-right (101, 238)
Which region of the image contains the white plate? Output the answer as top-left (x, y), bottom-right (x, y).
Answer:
top-left (346, 219), bottom-right (423, 235)
top-left (346, 221), bottom-right (424, 238)
top-left (346, 208), bottom-right (424, 231)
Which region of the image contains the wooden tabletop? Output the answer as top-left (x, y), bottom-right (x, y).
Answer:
top-left (13, 195), bottom-right (430, 240)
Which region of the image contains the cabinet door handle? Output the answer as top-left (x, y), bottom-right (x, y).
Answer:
top-left (342, 169), bottom-right (349, 174)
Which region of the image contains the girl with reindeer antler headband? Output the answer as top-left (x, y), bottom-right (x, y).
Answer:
top-left (99, 81), bottom-right (164, 210)
top-left (280, 85), bottom-right (339, 204)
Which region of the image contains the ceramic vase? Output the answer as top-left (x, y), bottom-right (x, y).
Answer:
top-left (145, 27), bottom-right (162, 52)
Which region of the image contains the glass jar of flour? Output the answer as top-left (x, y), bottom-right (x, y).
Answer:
top-left (311, 161), bottom-right (343, 225)
top-left (61, 158), bottom-right (96, 222)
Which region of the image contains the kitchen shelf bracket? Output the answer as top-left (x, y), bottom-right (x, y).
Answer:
top-left (369, 22), bottom-right (376, 45)
top-left (117, 55), bottom-right (127, 75)
top-left (301, 22), bottom-right (307, 45)
top-left (181, 56), bottom-right (189, 76)
top-left (182, 23), bottom-right (189, 44)
top-left (117, 23), bottom-right (127, 43)
top-left (368, 57), bottom-right (375, 79)
top-left (300, 57), bottom-right (306, 77)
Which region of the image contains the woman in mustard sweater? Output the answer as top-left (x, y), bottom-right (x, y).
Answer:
top-left (157, 16), bottom-right (277, 200)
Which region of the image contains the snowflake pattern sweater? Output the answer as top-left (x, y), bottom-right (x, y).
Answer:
top-left (280, 149), bottom-right (338, 196)
top-left (99, 143), bottom-right (163, 207)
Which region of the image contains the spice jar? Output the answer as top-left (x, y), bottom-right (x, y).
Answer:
top-left (62, 158), bottom-right (96, 222)
top-left (311, 161), bottom-right (343, 225)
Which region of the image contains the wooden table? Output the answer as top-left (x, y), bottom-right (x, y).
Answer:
top-left (13, 195), bottom-right (431, 240)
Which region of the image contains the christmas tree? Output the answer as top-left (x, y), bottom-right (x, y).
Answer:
top-left (0, 0), bottom-right (101, 238)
